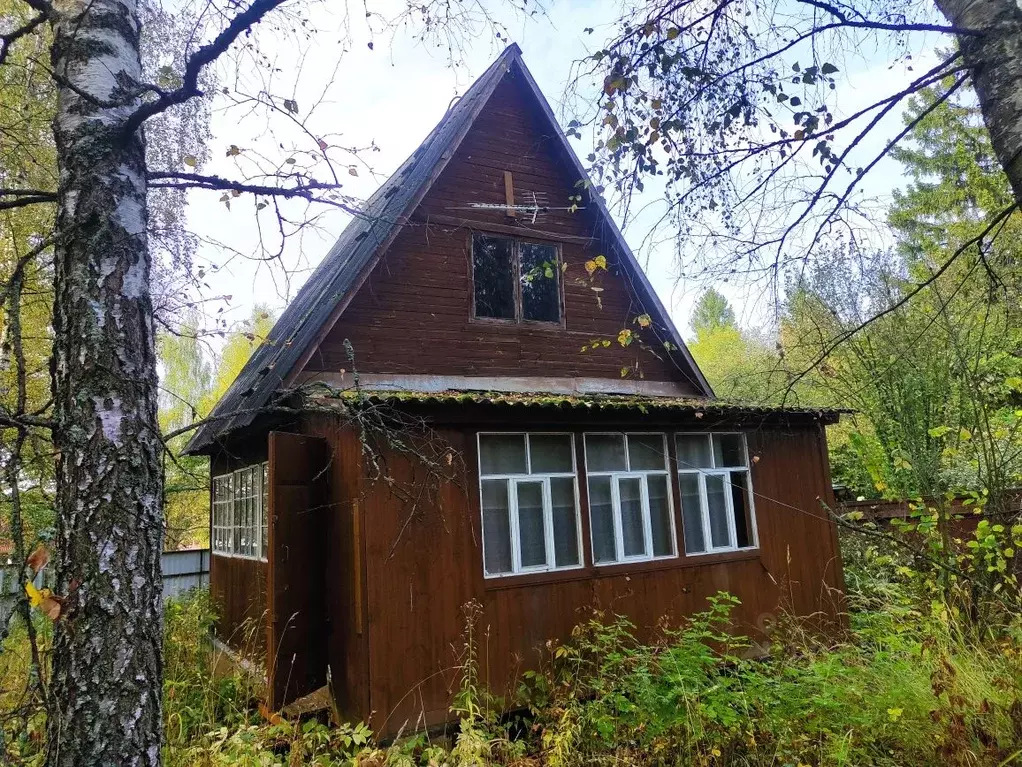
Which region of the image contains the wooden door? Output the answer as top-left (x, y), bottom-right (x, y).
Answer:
top-left (267, 431), bottom-right (329, 709)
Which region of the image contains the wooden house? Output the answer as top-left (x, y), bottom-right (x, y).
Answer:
top-left (184, 44), bottom-right (845, 736)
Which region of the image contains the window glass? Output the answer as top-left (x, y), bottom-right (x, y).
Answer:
top-left (705, 474), bottom-right (731, 548)
top-left (628, 434), bottom-right (666, 471)
top-left (588, 476), bottom-right (616, 564)
top-left (516, 481), bottom-right (547, 568)
top-left (473, 234), bottom-right (515, 319)
top-left (481, 480), bottom-right (512, 575)
top-left (677, 433), bottom-right (756, 555)
top-left (676, 435), bottom-right (712, 469)
top-left (585, 434), bottom-right (627, 472)
top-left (529, 434), bottom-right (573, 473)
top-left (479, 434), bottom-right (527, 475)
top-left (584, 432), bottom-right (675, 565)
top-left (550, 477), bottom-right (580, 567)
top-left (678, 473), bottom-right (705, 554)
top-left (618, 477), bottom-right (646, 557)
top-left (647, 474), bottom-right (674, 557)
top-left (731, 471), bottom-right (753, 548)
top-left (261, 464), bottom-right (269, 559)
top-left (713, 434), bottom-right (746, 467)
top-left (520, 242), bottom-right (560, 322)
top-left (478, 433), bottom-right (582, 577)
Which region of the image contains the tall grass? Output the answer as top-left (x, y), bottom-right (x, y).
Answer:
top-left (3, 573), bottom-right (1022, 765)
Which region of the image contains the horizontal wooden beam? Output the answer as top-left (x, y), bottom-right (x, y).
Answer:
top-left (293, 371), bottom-right (696, 397)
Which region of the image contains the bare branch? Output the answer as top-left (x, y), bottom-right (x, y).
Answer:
top-left (121, 0), bottom-right (291, 137)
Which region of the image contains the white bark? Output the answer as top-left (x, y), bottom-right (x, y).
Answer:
top-left (48, 1), bottom-right (164, 764)
top-left (936, 0), bottom-right (1022, 205)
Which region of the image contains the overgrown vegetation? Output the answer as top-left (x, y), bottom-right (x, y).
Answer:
top-left (6, 534), bottom-right (1022, 767)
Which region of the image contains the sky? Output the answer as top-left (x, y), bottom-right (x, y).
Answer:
top-left (178, 0), bottom-right (944, 350)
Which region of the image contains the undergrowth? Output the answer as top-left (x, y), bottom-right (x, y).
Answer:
top-left (3, 561), bottom-right (1022, 765)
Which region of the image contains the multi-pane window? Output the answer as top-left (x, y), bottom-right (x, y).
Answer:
top-left (676, 434), bottom-right (757, 554)
top-left (584, 433), bottom-right (676, 564)
top-left (478, 433), bottom-right (582, 577)
top-left (212, 462), bottom-right (269, 561)
top-left (472, 234), bottom-right (560, 323)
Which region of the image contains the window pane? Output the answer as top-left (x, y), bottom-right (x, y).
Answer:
top-left (529, 434), bottom-right (573, 473)
top-left (679, 473), bottom-right (705, 554)
top-left (261, 463), bottom-right (269, 559)
top-left (473, 235), bottom-right (515, 319)
top-left (706, 474), bottom-right (731, 548)
top-left (520, 243), bottom-right (560, 322)
top-left (676, 435), bottom-right (712, 469)
top-left (481, 480), bottom-right (513, 575)
top-left (713, 434), bottom-right (746, 467)
top-left (628, 434), bottom-right (667, 471)
top-left (588, 476), bottom-right (616, 563)
top-left (479, 434), bottom-right (527, 475)
top-left (731, 471), bottom-right (753, 548)
top-left (516, 481), bottom-right (547, 568)
top-left (551, 477), bottom-right (580, 567)
top-left (585, 434), bottom-right (627, 472)
top-left (619, 477), bottom-right (646, 558)
top-left (647, 474), bottom-right (673, 557)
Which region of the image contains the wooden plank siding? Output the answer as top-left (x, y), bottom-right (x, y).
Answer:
top-left (267, 431), bottom-right (331, 709)
top-left (304, 410), bottom-right (844, 737)
top-left (305, 73), bottom-right (701, 391)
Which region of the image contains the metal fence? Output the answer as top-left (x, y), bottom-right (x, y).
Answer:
top-left (1, 548), bottom-right (210, 628)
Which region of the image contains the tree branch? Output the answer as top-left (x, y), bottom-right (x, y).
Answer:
top-left (121, 0), bottom-right (291, 137)
top-left (147, 171), bottom-right (358, 213)
top-left (0, 12), bottom-right (46, 66)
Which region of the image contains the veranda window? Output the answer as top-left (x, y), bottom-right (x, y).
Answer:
top-left (211, 462), bottom-right (269, 561)
top-left (584, 433), bottom-right (676, 564)
top-left (477, 433), bottom-right (583, 577)
top-left (675, 434), bottom-right (757, 554)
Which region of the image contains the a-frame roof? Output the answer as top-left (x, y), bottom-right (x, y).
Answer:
top-left (185, 44), bottom-right (713, 455)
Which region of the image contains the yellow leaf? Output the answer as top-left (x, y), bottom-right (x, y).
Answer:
top-left (887, 707), bottom-right (903, 722)
top-left (666, 27), bottom-right (680, 40)
top-left (183, 155), bottom-right (197, 167)
top-left (584, 259), bottom-right (597, 276)
top-left (635, 313), bottom-right (651, 328)
top-left (617, 328), bottom-right (633, 346)
top-left (25, 581), bottom-right (43, 607)
top-left (594, 255), bottom-right (607, 270)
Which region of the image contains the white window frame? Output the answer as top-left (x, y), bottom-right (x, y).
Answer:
top-left (211, 462), bottom-right (269, 562)
top-left (477, 432), bottom-right (584, 578)
top-left (676, 432), bottom-right (758, 555)
top-left (583, 432), bottom-right (678, 566)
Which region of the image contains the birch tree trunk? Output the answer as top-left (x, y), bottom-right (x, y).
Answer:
top-left (48, 0), bottom-right (164, 763)
top-left (936, 0), bottom-right (1022, 205)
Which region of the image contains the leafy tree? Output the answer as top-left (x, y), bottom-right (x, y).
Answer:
top-left (690, 288), bottom-right (736, 339)
top-left (779, 83), bottom-right (1022, 506)
top-left (0, 0), bottom-right (503, 760)
top-left (686, 290), bottom-right (784, 403)
top-left (577, 0), bottom-right (1022, 333)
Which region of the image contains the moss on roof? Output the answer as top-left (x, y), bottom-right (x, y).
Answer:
top-left (316, 388), bottom-right (845, 420)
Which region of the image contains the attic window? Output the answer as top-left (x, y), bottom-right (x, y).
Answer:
top-left (472, 234), bottom-right (560, 323)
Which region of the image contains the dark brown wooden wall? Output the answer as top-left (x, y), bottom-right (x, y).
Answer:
top-left (302, 415), bottom-right (372, 721)
top-left (304, 72), bottom-right (701, 391)
top-left (307, 412), bottom-right (844, 737)
top-left (266, 431), bottom-right (330, 709)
